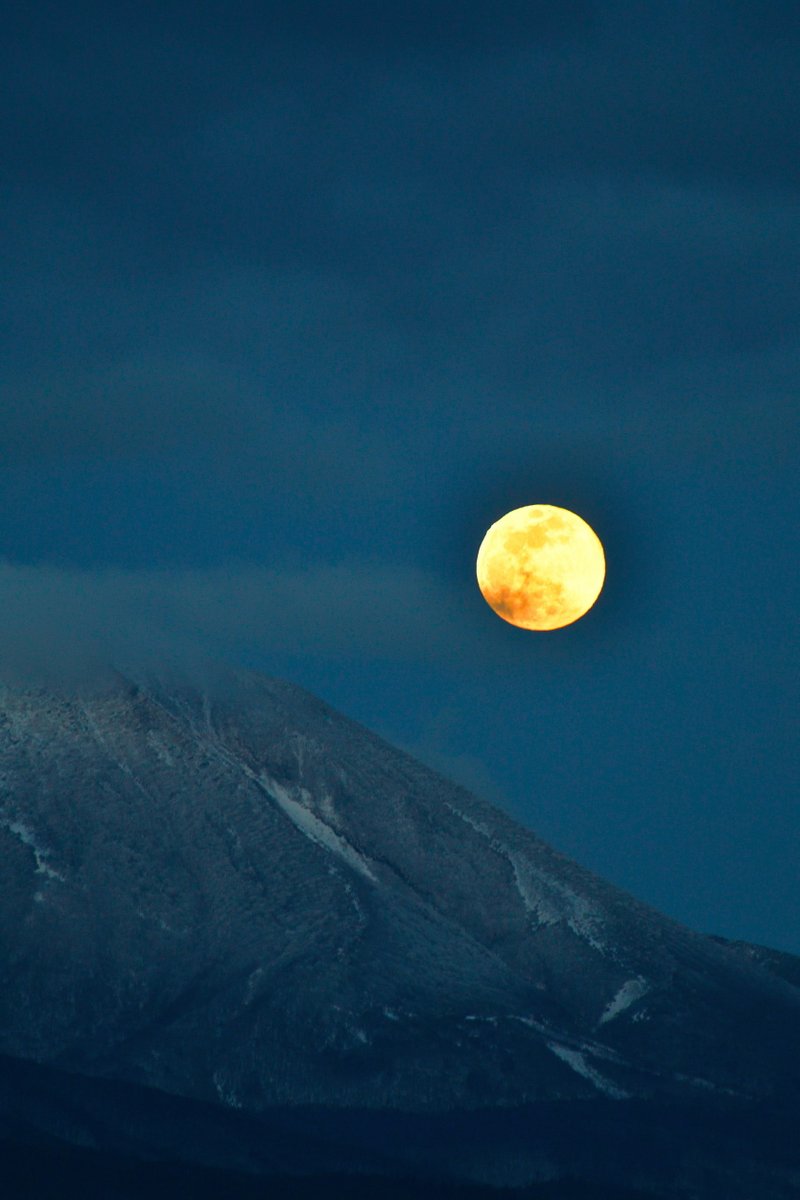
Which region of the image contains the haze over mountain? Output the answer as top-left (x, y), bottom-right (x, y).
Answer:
top-left (1, 667), bottom-right (799, 1196)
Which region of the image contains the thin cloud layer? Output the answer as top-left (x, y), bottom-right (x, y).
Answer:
top-left (2, 3), bottom-right (799, 467)
top-left (0, 559), bottom-right (487, 687)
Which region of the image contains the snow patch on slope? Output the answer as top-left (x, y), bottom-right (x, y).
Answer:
top-left (154, 690), bottom-right (378, 887)
top-left (599, 978), bottom-right (649, 1026)
top-left (445, 801), bottom-right (606, 951)
top-left (547, 1042), bottom-right (629, 1099)
top-left (261, 775), bottom-right (377, 882)
top-left (213, 1070), bottom-right (243, 1109)
top-left (1, 816), bottom-right (64, 881)
top-left (508, 854), bottom-right (561, 926)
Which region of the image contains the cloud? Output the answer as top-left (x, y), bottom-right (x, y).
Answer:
top-left (3, 174), bottom-right (797, 478)
top-left (2, 2), bottom-right (799, 483)
top-left (0, 558), bottom-right (493, 687)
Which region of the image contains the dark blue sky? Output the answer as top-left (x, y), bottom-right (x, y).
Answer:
top-left (1, 2), bottom-right (798, 951)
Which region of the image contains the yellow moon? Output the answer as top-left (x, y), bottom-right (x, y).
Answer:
top-left (476, 504), bottom-right (605, 631)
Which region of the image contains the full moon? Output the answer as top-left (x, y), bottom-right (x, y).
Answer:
top-left (476, 504), bottom-right (605, 631)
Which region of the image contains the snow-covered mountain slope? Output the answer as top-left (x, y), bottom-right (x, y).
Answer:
top-left (1, 668), bottom-right (799, 1116)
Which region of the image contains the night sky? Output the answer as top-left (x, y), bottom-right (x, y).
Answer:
top-left (1, 2), bottom-right (798, 953)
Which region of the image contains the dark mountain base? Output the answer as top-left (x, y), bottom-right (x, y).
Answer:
top-left (2, 1054), bottom-right (799, 1199)
top-left (0, 1136), bottom-right (655, 1200)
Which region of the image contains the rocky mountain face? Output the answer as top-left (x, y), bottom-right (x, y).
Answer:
top-left (1, 668), bottom-right (799, 1194)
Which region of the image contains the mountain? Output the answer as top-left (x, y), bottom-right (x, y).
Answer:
top-left (1, 668), bottom-right (799, 1196)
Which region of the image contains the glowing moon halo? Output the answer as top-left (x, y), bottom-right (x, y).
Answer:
top-left (476, 504), bottom-right (605, 631)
